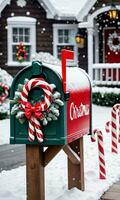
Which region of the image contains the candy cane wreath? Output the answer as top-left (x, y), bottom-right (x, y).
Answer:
top-left (0, 82), bottom-right (9, 103)
top-left (11, 77), bottom-right (64, 143)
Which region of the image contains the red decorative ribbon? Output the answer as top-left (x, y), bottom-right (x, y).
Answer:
top-left (24, 102), bottom-right (44, 120)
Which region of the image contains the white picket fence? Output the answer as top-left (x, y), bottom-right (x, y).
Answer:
top-left (93, 63), bottom-right (120, 85)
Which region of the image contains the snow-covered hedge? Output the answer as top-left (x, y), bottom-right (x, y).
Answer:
top-left (0, 68), bottom-right (13, 87)
top-left (32, 52), bottom-right (61, 66)
top-left (0, 68), bottom-right (13, 119)
top-left (92, 86), bottom-right (120, 107)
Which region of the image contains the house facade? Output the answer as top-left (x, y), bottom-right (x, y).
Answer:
top-left (0, 0), bottom-right (79, 76)
top-left (0, 0), bottom-right (120, 85)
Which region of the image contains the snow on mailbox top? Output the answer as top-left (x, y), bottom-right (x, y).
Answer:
top-left (33, 51), bottom-right (91, 92)
top-left (41, 62), bottom-right (91, 91)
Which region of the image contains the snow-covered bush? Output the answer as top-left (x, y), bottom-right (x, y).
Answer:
top-left (32, 52), bottom-right (61, 66)
top-left (92, 86), bottom-right (120, 106)
top-left (0, 68), bottom-right (13, 119)
top-left (0, 68), bottom-right (13, 87)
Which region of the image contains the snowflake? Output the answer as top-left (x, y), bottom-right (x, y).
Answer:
top-left (17, 0), bottom-right (27, 8)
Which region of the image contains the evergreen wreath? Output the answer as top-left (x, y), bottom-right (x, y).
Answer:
top-left (16, 42), bottom-right (27, 62)
top-left (0, 82), bottom-right (9, 104)
top-left (11, 78), bottom-right (64, 142)
top-left (107, 32), bottom-right (120, 52)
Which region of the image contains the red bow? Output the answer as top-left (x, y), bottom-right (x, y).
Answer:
top-left (24, 102), bottom-right (44, 119)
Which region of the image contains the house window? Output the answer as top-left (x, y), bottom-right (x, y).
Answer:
top-left (53, 24), bottom-right (77, 65)
top-left (12, 28), bottom-right (31, 61)
top-left (7, 16), bottom-right (36, 66)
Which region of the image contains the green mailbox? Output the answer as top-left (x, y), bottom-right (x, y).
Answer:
top-left (10, 61), bottom-right (67, 145)
top-left (10, 53), bottom-right (91, 146)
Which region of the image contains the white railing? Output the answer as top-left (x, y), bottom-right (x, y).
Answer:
top-left (93, 63), bottom-right (120, 85)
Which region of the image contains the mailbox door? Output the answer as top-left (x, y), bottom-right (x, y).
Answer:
top-left (10, 63), bottom-right (67, 145)
top-left (66, 74), bottom-right (91, 144)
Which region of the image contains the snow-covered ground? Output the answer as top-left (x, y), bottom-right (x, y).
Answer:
top-left (0, 118), bottom-right (10, 145)
top-left (1, 105), bottom-right (120, 200)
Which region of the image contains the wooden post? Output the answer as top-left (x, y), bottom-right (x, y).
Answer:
top-left (63, 145), bottom-right (80, 165)
top-left (44, 146), bottom-right (63, 167)
top-left (79, 137), bottom-right (85, 191)
top-left (68, 138), bottom-right (84, 191)
top-left (26, 138), bottom-right (85, 200)
top-left (26, 145), bottom-right (45, 200)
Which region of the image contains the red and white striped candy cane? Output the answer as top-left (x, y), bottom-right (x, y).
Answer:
top-left (0, 82), bottom-right (9, 103)
top-left (111, 104), bottom-right (120, 153)
top-left (105, 121), bottom-right (111, 134)
top-left (105, 118), bottom-right (120, 151)
top-left (28, 116), bottom-right (43, 143)
top-left (118, 111), bottom-right (120, 143)
top-left (21, 78), bottom-right (52, 142)
top-left (105, 121), bottom-right (113, 152)
top-left (91, 129), bottom-right (106, 179)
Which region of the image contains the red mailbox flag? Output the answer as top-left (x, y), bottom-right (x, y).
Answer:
top-left (61, 49), bottom-right (74, 93)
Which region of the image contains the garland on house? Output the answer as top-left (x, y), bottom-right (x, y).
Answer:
top-left (107, 32), bottom-right (120, 52)
top-left (16, 42), bottom-right (27, 62)
top-left (11, 77), bottom-right (64, 143)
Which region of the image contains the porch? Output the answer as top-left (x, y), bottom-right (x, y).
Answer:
top-left (78, 5), bottom-right (120, 86)
top-left (93, 63), bottom-right (120, 85)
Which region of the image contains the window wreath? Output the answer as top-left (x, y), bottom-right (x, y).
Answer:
top-left (107, 32), bottom-right (120, 52)
top-left (16, 42), bottom-right (27, 62)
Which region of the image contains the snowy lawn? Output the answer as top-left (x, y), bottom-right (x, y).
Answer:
top-left (1, 105), bottom-right (120, 200)
top-left (0, 118), bottom-right (10, 145)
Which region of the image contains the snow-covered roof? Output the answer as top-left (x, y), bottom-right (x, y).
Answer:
top-left (76, 0), bottom-right (97, 21)
top-left (0, 0), bottom-right (10, 14)
top-left (47, 0), bottom-right (86, 18)
top-left (41, 0), bottom-right (97, 20)
top-left (0, 0), bottom-right (96, 20)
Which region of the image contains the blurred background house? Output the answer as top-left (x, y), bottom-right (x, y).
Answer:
top-left (0, 0), bottom-right (120, 86)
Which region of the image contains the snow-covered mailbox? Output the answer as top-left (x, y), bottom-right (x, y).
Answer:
top-left (10, 50), bottom-right (91, 145)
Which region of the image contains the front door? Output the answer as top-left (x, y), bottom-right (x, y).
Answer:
top-left (104, 28), bottom-right (120, 63)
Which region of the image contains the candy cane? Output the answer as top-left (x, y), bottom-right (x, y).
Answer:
top-left (105, 118), bottom-right (120, 151)
top-left (106, 119), bottom-right (120, 144)
top-left (118, 111), bottom-right (120, 143)
top-left (91, 129), bottom-right (106, 179)
top-left (21, 78), bottom-right (52, 110)
top-left (111, 104), bottom-right (120, 153)
top-left (0, 82), bottom-right (9, 103)
top-left (21, 78), bottom-right (52, 142)
top-left (28, 116), bottom-right (35, 142)
top-left (105, 121), bottom-right (113, 152)
top-left (105, 121), bottom-right (111, 134)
